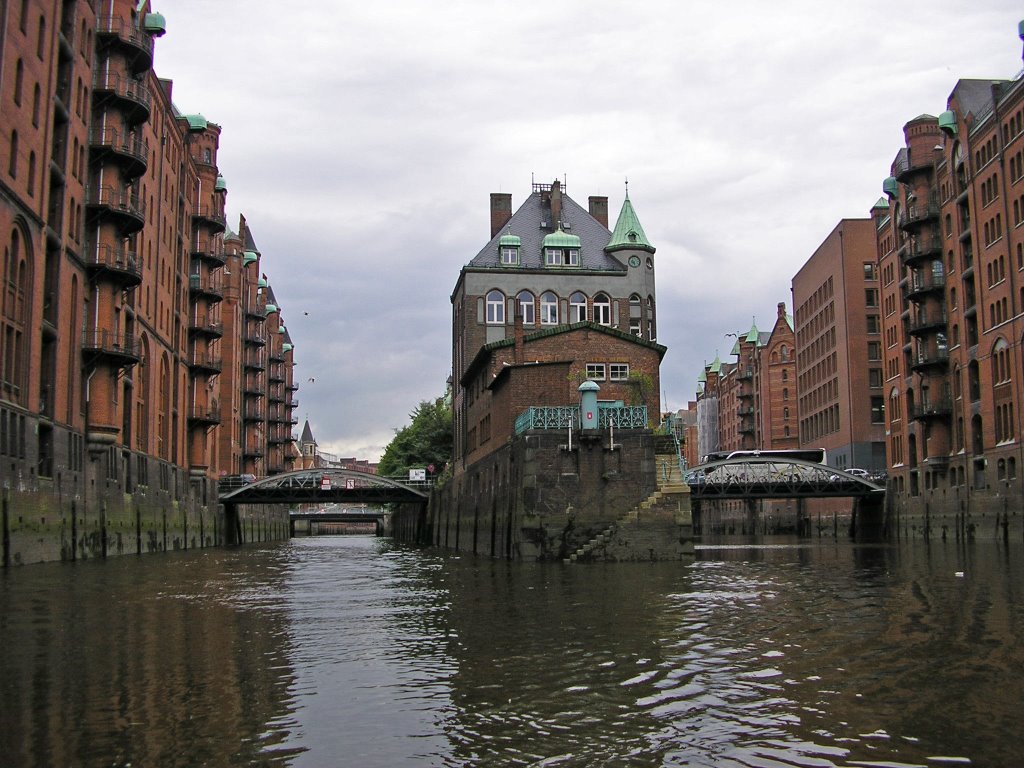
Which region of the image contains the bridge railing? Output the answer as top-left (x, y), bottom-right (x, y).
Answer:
top-left (514, 405), bottom-right (648, 434)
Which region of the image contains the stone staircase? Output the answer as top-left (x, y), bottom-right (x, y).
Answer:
top-left (564, 436), bottom-right (689, 563)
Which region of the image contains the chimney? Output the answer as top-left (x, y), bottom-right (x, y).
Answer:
top-left (490, 193), bottom-right (512, 238)
top-left (588, 196), bottom-right (608, 228)
top-left (550, 179), bottom-right (562, 227)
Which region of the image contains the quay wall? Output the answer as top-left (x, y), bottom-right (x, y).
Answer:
top-left (1, 432), bottom-right (288, 566)
top-left (394, 430), bottom-right (693, 562)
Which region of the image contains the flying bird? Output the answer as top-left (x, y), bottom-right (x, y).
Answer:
top-left (308, 377), bottom-right (315, 383)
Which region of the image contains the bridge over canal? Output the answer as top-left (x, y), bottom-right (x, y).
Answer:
top-left (681, 457), bottom-right (887, 537)
top-left (219, 468), bottom-right (431, 543)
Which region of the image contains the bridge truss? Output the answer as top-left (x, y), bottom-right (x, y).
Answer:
top-left (219, 468), bottom-right (431, 505)
top-left (685, 458), bottom-right (885, 500)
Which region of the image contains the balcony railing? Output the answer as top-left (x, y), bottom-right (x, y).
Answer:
top-left (192, 204), bottom-right (227, 233)
top-left (85, 244), bottom-right (142, 287)
top-left (898, 202), bottom-right (940, 230)
top-left (514, 404), bottom-right (649, 434)
top-left (92, 71), bottom-right (151, 122)
top-left (910, 349), bottom-right (950, 371)
top-left (906, 311), bottom-right (948, 335)
top-left (903, 272), bottom-right (946, 300)
top-left (191, 240), bottom-right (227, 265)
top-left (81, 329), bottom-right (141, 365)
top-left (188, 274), bottom-right (224, 299)
top-left (188, 403), bottom-right (221, 426)
top-left (96, 15), bottom-right (155, 71)
top-left (86, 185), bottom-right (146, 233)
top-left (188, 315), bottom-right (224, 337)
top-left (893, 150), bottom-right (935, 182)
top-left (89, 126), bottom-right (148, 176)
top-left (188, 353), bottom-right (223, 374)
top-left (911, 398), bottom-right (954, 420)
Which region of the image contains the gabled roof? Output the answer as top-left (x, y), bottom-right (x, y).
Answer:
top-left (467, 192), bottom-right (625, 272)
top-left (606, 193), bottom-right (654, 254)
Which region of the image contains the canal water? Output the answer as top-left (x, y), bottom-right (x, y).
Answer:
top-left (1, 535), bottom-right (1021, 767)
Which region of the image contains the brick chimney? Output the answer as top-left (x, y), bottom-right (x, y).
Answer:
top-left (550, 179), bottom-right (562, 227)
top-left (490, 193), bottom-right (512, 238)
top-left (588, 196), bottom-right (609, 228)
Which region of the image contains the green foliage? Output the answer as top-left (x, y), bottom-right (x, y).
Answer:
top-left (377, 397), bottom-right (453, 479)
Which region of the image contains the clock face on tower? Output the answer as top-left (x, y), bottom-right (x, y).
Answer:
top-left (628, 256), bottom-right (640, 267)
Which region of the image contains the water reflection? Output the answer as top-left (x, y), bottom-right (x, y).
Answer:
top-left (0, 548), bottom-right (303, 767)
top-left (1, 536), bottom-right (1022, 767)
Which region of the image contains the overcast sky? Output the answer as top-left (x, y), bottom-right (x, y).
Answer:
top-left (153, 0), bottom-right (1023, 461)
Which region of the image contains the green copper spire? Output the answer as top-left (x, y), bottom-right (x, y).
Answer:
top-left (744, 321), bottom-right (759, 344)
top-left (606, 188), bottom-right (654, 254)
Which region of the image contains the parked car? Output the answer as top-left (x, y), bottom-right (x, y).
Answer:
top-left (846, 468), bottom-right (870, 477)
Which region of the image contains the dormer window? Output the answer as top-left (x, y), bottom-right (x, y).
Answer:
top-left (499, 233), bottom-right (521, 266)
top-left (545, 248), bottom-right (579, 266)
top-left (542, 226), bottom-right (581, 267)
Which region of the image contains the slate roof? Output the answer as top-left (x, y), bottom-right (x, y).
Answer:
top-left (469, 192), bottom-right (626, 272)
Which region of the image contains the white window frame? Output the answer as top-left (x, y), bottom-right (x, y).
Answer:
top-left (517, 291), bottom-right (535, 324)
top-left (567, 249), bottom-right (579, 266)
top-left (486, 290), bottom-right (505, 324)
top-left (569, 292), bottom-right (587, 323)
top-left (609, 363), bottom-right (629, 381)
top-left (586, 363), bottom-right (606, 381)
top-left (545, 248), bottom-right (563, 266)
top-left (593, 293), bottom-right (611, 326)
top-left (540, 292), bottom-right (558, 325)
top-left (501, 246), bottom-right (519, 265)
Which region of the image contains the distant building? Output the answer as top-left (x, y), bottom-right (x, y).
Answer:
top-left (792, 219), bottom-right (886, 471)
top-left (450, 180), bottom-right (664, 476)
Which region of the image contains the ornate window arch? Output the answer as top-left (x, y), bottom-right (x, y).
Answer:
top-left (485, 290), bottom-right (505, 325)
top-left (593, 292), bottom-right (611, 326)
top-left (540, 292), bottom-right (558, 325)
top-left (569, 292), bottom-right (587, 323)
top-left (516, 290), bottom-right (535, 325)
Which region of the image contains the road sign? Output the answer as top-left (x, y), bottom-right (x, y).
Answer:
top-left (321, 477), bottom-right (331, 490)
top-left (409, 468), bottom-right (426, 482)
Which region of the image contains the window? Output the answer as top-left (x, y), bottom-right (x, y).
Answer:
top-left (569, 292), bottom-right (587, 323)
top-left (14, 60), bottom-right (23, 106)
top-left (8, 130), bottom-right (17, 177)
top-left (867, 341), bottom-right (881, 361)
top-left (485, 290), bottom-right (504, 324)
top-left (863, 262), bottom-right (877, 280)
top-left (865, 288), bottom-right (878, 307)
top-left (586, 363), bottom-right (606, 381)
top-left (867, 315), bottom-right (880, 334)
top-left (593, 293), bottom-right (611, 325)
top-left (540, 291), bottom-right (558, 325)
top-left (546, 246), bottom-right (579, 266)
top-left (517, 291), bottom-right (535, 324)
top-left (501, 246), bottom-right (519, 265)
top-left (609, 363), bottom-right (629, 381)
top-left (869, 368), bottom-right (883, 388)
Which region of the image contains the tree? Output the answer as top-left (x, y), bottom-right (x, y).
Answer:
top-left (377, 397), bottom-right (453, 479)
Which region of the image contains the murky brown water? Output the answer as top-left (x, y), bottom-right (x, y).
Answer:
top-left (1, 535), bottom-right (1021, 767)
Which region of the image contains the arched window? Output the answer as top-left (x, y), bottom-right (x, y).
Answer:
top-left (8, 130), bottom-right (18, 177)
top-left (485, 290), bottom-right (505, 324)
top-left (569, 292), bottom-right (587, 323)
top-left (31, 84), bottom-right (40, 126)
top-left (593, 293), bottom-right (611, 325)
top-left (517, 290), bottom-right (535, 325)
top-left (540, 291), bottom-right (558, 325)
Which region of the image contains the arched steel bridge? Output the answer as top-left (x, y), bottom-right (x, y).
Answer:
top-left (218, 468), bottom-right (431, 506)
top-left (684, 458), bottom-right (886, 500)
